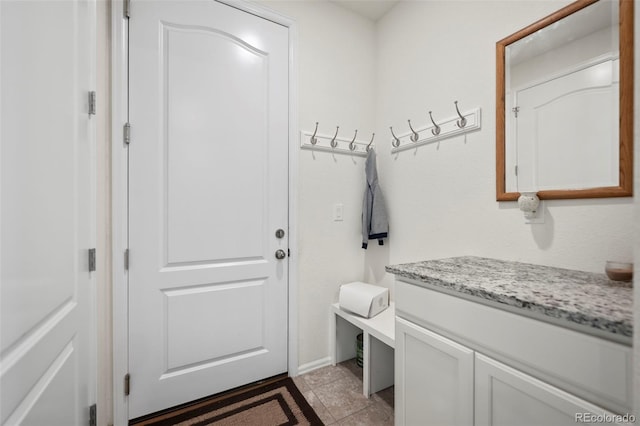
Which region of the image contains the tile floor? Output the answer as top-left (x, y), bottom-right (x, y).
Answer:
top-left (293, 359), bottom-right (394, 425)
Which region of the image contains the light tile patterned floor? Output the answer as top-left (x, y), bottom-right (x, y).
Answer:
top-left (294, 359), bottom-right (394, 425)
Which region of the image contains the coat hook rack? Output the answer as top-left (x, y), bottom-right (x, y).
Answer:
top-left (390, 104), bottom-right (482, 153)
top-left (301, 124), bottom-right (374, 157)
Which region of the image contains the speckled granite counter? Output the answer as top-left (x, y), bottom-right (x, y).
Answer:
top-left (386, 256), bottom-right (633, 342)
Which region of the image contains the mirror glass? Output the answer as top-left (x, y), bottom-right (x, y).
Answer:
top-left (496, 0), bottom-right (633, 201)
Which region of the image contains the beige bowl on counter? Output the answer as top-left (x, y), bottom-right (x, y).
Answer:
top-left (605, 261), bottom-right (633, 282)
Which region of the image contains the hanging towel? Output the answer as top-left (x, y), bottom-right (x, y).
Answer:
top-left (362, 149), bottom-right (388, 249)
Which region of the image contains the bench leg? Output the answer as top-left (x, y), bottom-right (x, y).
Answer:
top-left (369, 336), bottom-right (394, 395)
top-left (330, 309), bottom-right (336, 366)
top-left (363, 332), bottom-right (371, 397)
top-left (334, 314), bottom-right (361, 364)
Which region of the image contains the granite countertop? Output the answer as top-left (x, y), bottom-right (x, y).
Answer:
top-left (385, 256), bottom-right (633, 341)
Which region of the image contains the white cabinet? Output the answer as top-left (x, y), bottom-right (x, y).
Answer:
top-left (394, 280), bottom-right (632, 426)
top-left (475, 354), bottom-right (624, 426)
top-left (395, 317), bottom-right (473, 426)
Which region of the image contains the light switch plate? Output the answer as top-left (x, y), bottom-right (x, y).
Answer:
top-left (333, 203), bottom-right (344, 221)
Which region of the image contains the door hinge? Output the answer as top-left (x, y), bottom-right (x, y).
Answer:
top-left (88, 91), bottom-right (96, 116)
top-left (124, 122), bottom-right (131, 145)
top-left (124, 0), bottom-right (130, 19)
top-left (512, 106), bottom-right (520, 118)
top-left (515, 165), bottom-right (518, 176)
top-left (124, 373), bottom-right (131, 396)
top-left (88, 248), bottom-right (96, 272)
top-left (124, 249), bottom-right (129, 270)
top-left (89, 404), bottom-right (97, 426)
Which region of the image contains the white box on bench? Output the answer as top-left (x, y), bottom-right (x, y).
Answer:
top-left (339, 282), bottom-right (389, 318)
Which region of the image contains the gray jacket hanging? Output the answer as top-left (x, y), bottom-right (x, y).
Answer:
top-left (362, 149), bottom-right (388, 249)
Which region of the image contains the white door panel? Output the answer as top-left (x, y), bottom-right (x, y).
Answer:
top-left (164, 280), bottom-right (267, 370)
top-left (164, 24), bottom-right (269, 264)
top-left (1, 0), bottom-right (96, 425)
top-left (395, 317), bottom-right (474, 426)
top-left (475, 354), bottom-right (623, 426)
top-left (129, 0), bottom-right (289, 418)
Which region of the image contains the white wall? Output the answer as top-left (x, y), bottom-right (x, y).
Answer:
top-left (256, 0), bottom-right (377, 368)
top-left (372, 0), bottom-right (634, 297)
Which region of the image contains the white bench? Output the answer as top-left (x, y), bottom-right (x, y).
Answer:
top-left (330, 302), bottom-right (395, 397)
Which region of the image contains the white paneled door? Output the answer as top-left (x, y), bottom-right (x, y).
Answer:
top-left (128, 0), bottom-right (290, 419)
top-left (1, 1), bottom-right (96, 425)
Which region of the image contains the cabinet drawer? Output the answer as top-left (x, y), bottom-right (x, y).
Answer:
top-left (395, 280), bottom-right (632, 414)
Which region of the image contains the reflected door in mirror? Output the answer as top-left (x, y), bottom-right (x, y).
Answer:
top-left (511, 59), bottom-right (619, 192)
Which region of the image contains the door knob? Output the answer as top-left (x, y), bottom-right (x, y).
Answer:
top-left (275, 249), bottom-right (286, 260)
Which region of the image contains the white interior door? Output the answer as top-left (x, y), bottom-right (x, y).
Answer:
top-left (128, 0), bottom-right (289, 419)
top-left (0, 1), bottom-right (96, 425)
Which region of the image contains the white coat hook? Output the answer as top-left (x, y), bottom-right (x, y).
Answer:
top-left (407, 120), bottom-right (419, 142)
top-left (390, 126), bottom-right (400, 148)
top-left (454, 101), bottom-right (467, 128)
top-left (429, 111), bottom-right (441, 136)
top-left (366, 133), bottom-right (375, 152)
top-left (310, 122), bottom-right (319, 145)
top-left (330, 126), bottom-right (340, 148)
top-left (349, 129), bottom-right (358, 151)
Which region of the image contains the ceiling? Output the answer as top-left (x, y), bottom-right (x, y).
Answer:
top-left (328, 0), bottom-right (400, 21)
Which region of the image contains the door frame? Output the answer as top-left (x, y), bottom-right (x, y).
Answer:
top-left (111, 1), bottom-right (298, 423)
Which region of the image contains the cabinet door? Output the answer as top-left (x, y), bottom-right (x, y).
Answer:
top-left (475, 353), bottom-right (625, 426)
top-left (395, 317), bottom-right (474, 426)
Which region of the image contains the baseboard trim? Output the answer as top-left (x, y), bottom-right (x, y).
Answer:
top-left (296, 357), bottom-right (332, 376)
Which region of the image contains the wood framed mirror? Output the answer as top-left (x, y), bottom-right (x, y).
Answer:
top-left (496, 0), bottom-right (633, 201)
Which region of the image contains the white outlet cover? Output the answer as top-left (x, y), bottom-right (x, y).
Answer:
top-left (525, 201), bottom-right (545, 224)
